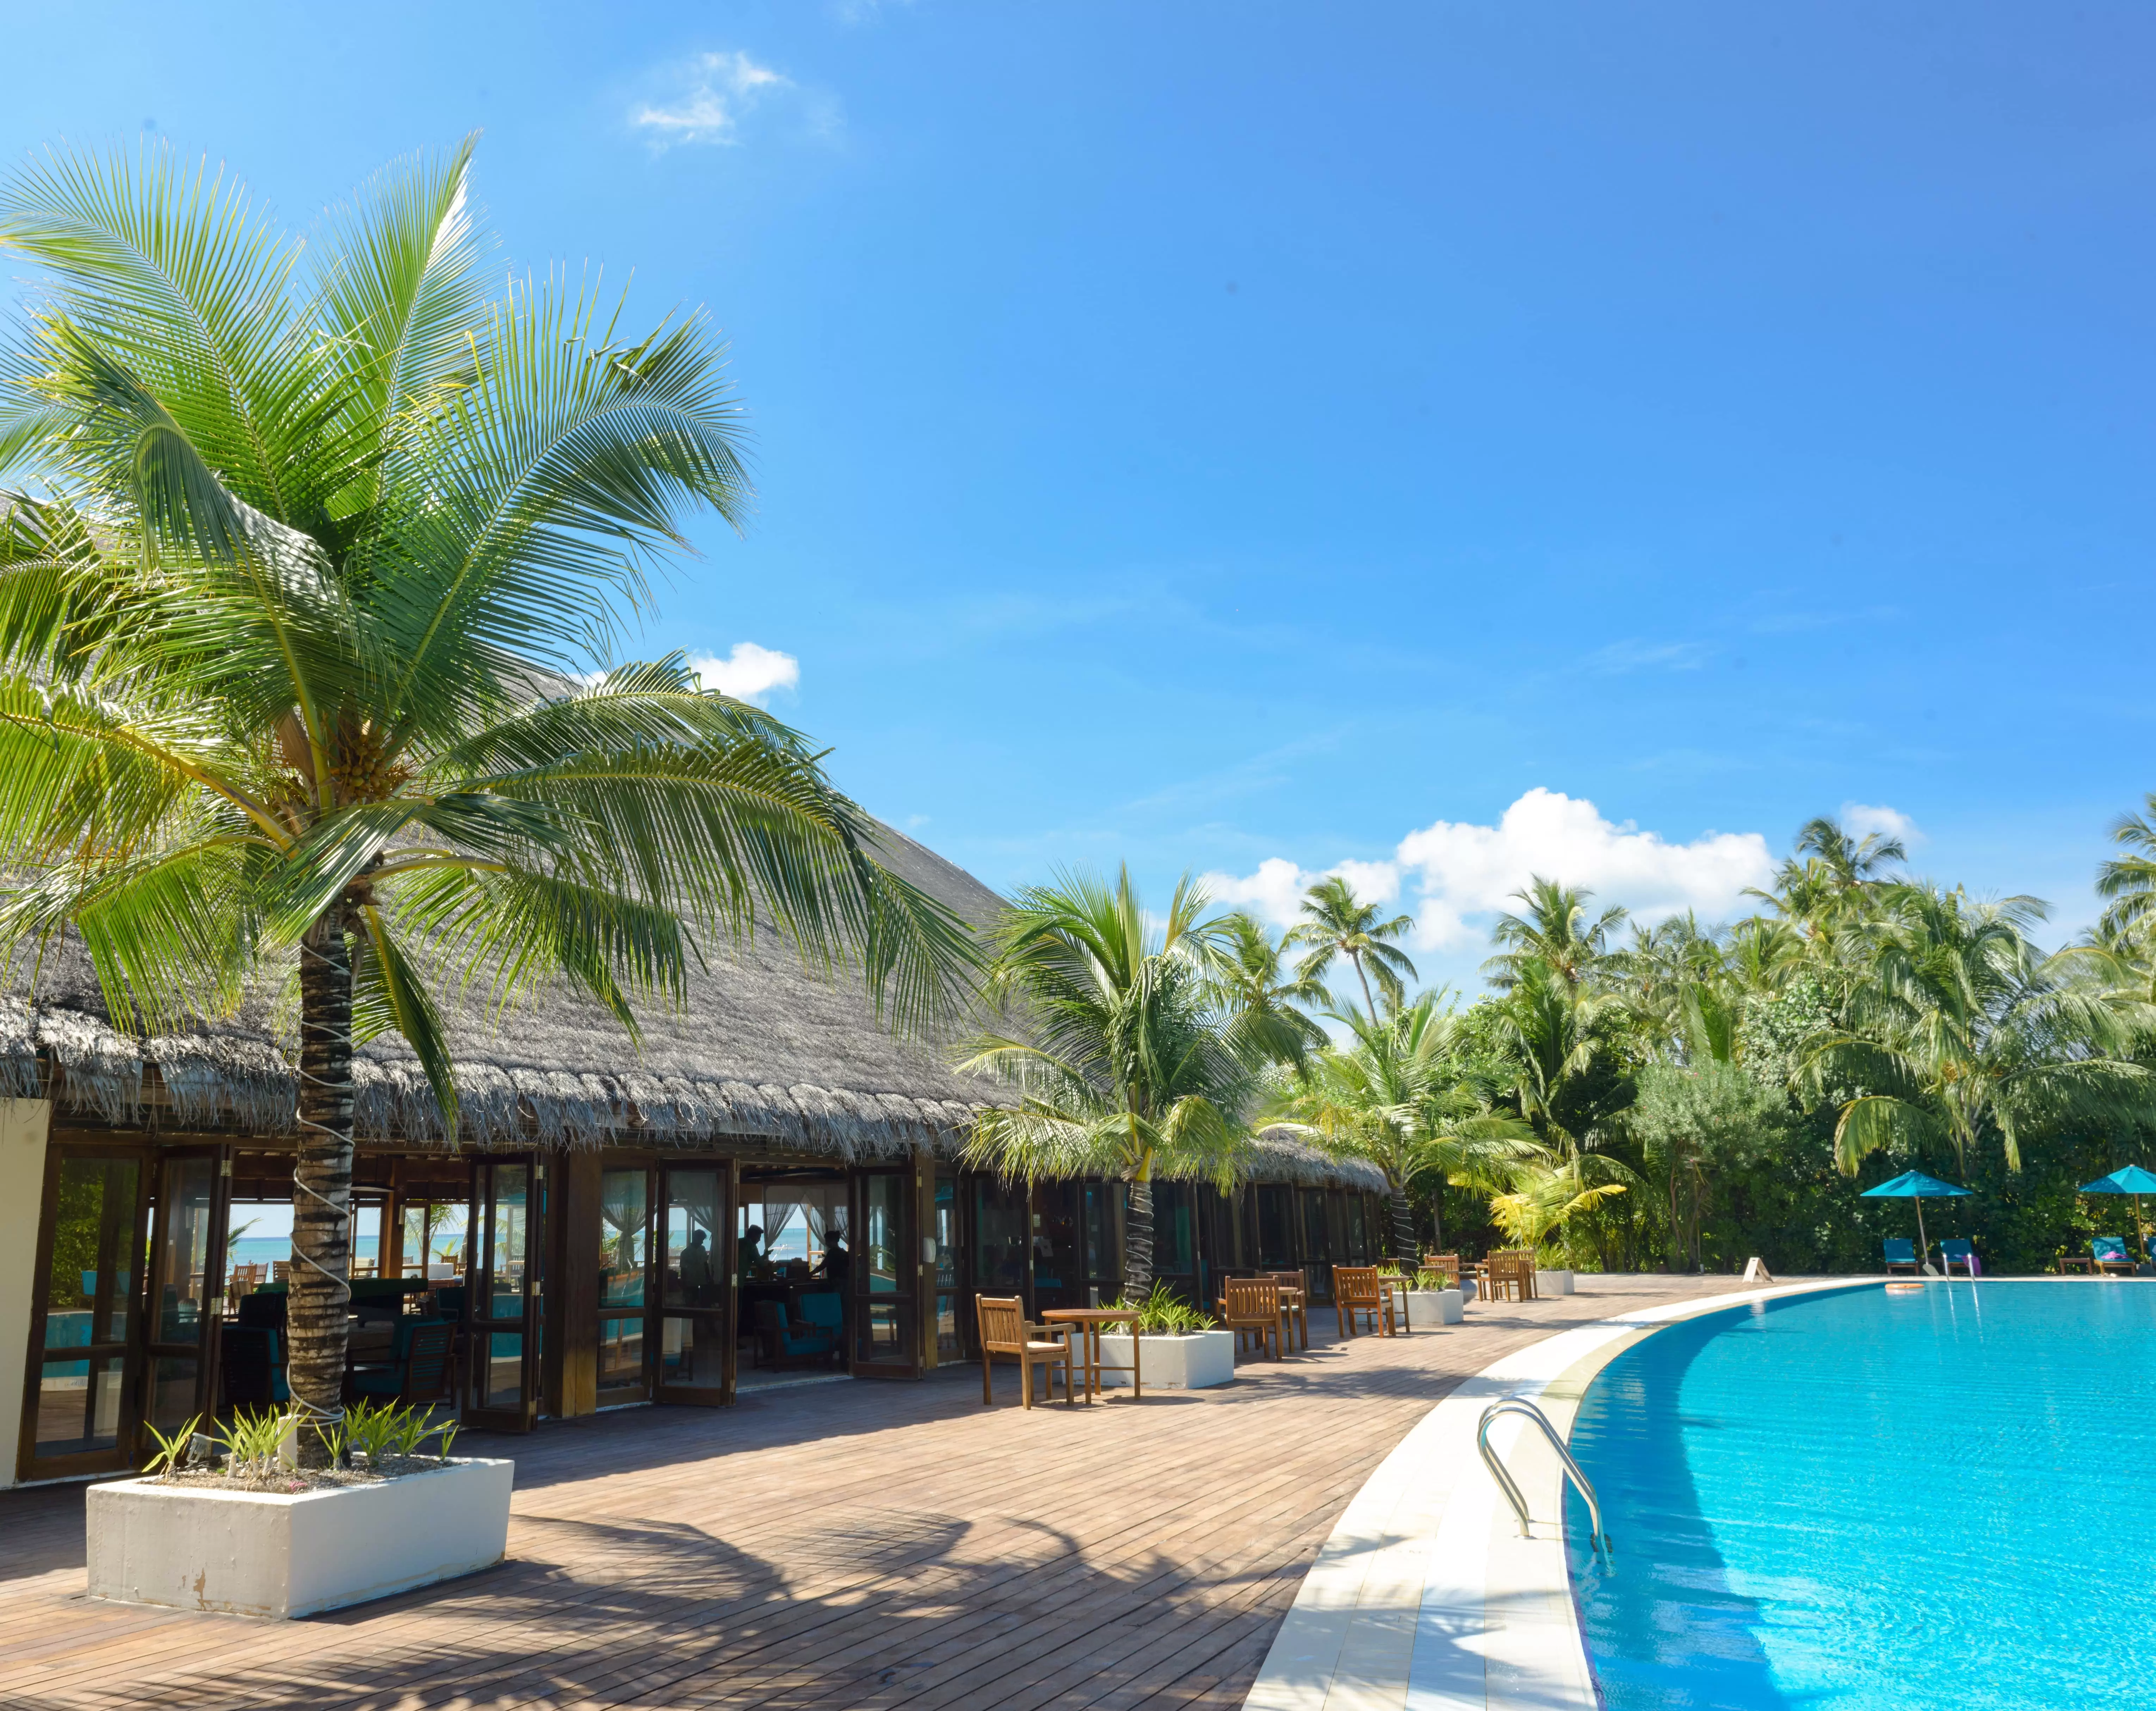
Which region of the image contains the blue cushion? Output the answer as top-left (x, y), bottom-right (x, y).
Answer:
top-left (1883, 1239), bottom-right (1916, 1261)
top-left (797, 1292), bottom-right (843, 1333)
top-left (2094, 1236), bottom-right (2129, 1261)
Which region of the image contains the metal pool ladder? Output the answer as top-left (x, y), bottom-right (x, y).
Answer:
top-left (1477, 1397), bottom-right (1612, 1559)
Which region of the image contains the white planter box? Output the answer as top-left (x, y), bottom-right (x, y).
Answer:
top-left (1095, 1329), bottom-right (1235, 1389)
top-left (1404, 1288), bottom-right (1464, 1327)
top-left (1536, 1269), bottom-right (1575, 1296)
top-left (86, 1457), bottom-right (513, 1619)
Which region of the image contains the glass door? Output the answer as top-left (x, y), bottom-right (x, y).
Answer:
top-left (932, 1171), bottom-right (966, 1362)
top-left (18, 1147), bottom-right (148, 1482)
top-left (597, 1166), bottom-right (651, 1406)
top-left (465, 1157), bottom-right (543, 1431)
top-left (143, 1148), bottom-right (227, 1442)
top-left (850, 1168), bottom-right (918, 1376)
top-left (656, 1165), bottom-right (728, 1403)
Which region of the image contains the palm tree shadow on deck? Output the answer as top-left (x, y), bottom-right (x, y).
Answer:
top-left (5, 1500), bottom-right (1279, 1711)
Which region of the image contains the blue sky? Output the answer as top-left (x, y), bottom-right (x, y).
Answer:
top-left (8, 2), bottom-right (2155, 988)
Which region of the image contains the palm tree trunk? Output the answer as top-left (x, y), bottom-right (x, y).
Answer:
top-left (1388, 1185), bottom-right (1416, 1263)
top-left (1124, 1175), bottom-right (1154, 1299)
top-left (289, 909), bottom-right (355, 1463)
top-left (1351, 950), bottom-right (1377, 1022)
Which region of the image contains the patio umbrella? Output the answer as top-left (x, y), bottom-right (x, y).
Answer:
top-left (2080, 1165), bottom-right (2156, 1263)
top-left (1860, 1169), bottom-right (1973, 1274)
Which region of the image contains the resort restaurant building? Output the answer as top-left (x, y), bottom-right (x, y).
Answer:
top-left (0, 831), bottom-right (1387, 1489)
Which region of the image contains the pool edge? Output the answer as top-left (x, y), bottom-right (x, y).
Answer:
top-left (1241, 1276), bottom-right (1876, 1711)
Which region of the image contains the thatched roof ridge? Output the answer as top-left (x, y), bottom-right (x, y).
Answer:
top-left (0, 827), bottom-right (1384, 1191)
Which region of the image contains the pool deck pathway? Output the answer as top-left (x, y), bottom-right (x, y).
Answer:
top-left (0, 1274), bottom-right (1736, 1711)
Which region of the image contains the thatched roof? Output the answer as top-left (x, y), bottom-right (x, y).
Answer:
top-left (0, 827), bottom-right (1384, 1192)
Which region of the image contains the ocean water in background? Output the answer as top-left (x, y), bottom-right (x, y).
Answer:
top-left (229, 1235), bottom-right (380, 1267)
top-left (1566, 1282), bottom-right (2156, 1709)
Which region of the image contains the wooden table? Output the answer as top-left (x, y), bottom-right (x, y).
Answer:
top-left (1039, 1307), bottom-right (1144, 1401)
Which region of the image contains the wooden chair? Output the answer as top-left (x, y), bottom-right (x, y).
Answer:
top-left (1217, 1276), bottom-right (1282, 1361)
top-left (1419, 1254), bottom-right (1459, 1290)
top-left (1265, 1270), bottom-right (1309, 1351)
top-left (975, 1295), bottom-right (1076, 1408)
top-left (347, 1320), bottom-right (457, 1406)
top-left (1482, 1252), bottom-right (1526, 1303)
top-left (1333, 1266), bottom-right (1395, 1338)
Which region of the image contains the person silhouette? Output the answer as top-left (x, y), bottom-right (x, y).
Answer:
top-left (738, 1223), bottom-right (765, 1283)
top-left (679, 1228), bottom-right (715, 1305)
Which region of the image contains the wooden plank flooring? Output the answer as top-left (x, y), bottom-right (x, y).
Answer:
top-left (0, 1275), bottom-right (1734, 1711)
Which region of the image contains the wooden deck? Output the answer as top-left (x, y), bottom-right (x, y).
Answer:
top-left (0, 1275), bottom-right (1736, 1711)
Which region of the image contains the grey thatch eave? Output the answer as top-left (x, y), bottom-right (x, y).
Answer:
top-left (0, 824), bottom-right (1391, 1194)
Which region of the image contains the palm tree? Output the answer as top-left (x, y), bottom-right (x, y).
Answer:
top-left (1481, 957), bottom-right (1641, 1252)
top-left (2095, 794), bottom-right (2156, 943)
top-left (1284, 873), bottom-right (1417, 1022)
top-left (1210, 911), bottom-right (1329, 1071)
top-left (1801, 884), bottom-right (2150, 1172)
top-left (957, 868), bottom-right (1259, 1296)
top-left (0, 143), bottom-right (974, 1453)
top-left (1483, 878), bottom-right (1628, 993)
top-left (1269, 993), bottom-right (1538, 1260)
top-left (1748, 814), bottom-right (1905, 942)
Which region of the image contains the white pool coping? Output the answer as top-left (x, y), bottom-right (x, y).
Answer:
top-left (1244, 1276), bottom-right (1877, 1711)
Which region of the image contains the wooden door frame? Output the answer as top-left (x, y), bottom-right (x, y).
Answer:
top-left (16, 1137), bottom-right (154, 1485)
top-left (847, 1163), bottom-right (921, 1379)
top-left (653, 1155), bottom-right (729, 1406)
top-left (141, 1143), bottom-right (232, 1437)
top-left (463, 1154), bottom-right (544, 1433)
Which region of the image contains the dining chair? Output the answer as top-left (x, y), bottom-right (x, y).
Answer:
top-left (1265, 1269), bottom-right (1309, 1351)
top-left (1217, 1276), bottom-right (1282, 1361)
top-left (975, 1295), bottom-right (1076, 1408)
top-left (1333, 1266), bottom-right (1394, 1338)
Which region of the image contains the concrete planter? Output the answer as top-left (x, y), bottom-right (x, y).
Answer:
top-left (1095, 1329), bottom-right (1235, 1389)
top-left (1536, 1270), bottom-right (1576, 1297)
top-left (86, 1457), bottom-right (513, 1618)
top-left (1404, 1288), bottom-right (1464, 1328)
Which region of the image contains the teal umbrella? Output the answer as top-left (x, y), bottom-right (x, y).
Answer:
top-left (1860, 1169), bottom-right (1973, 1272)
top-left (2080, 1166), bottom-right (2156, 1263)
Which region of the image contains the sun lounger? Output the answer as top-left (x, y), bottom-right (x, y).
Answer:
top-left (2092, 1236), bottom-right (2138, 1276)
top-left (1938, 1239), bottom-right (1980, 1278)
top-left (1883, 1238), bottom-right (1922, 1276)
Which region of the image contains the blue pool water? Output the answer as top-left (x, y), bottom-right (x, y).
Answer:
top-left (1565, 1282), bottom-right (2156, 1709)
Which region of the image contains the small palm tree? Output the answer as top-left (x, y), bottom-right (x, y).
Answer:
top-left (1270, 993), bottom-right (1538, 1260)
top-left (1284, 873), bottom-right (1417, 1022)
top-left (0, 142), bottom-right (973, 1451)
top-left (1211, 911), bottom-right (1328, 1071)
top-left (957, 868), bottom-right (1259, 1296)
top-left (1483, 878), bottom-right (1627, 992)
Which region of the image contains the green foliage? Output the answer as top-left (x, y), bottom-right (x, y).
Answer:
top-left (1630, 1060), bottom-right (1792, 1270)
top-left (214, 1409), bottom-right (294, 1480)
top-left (141, 1412), bottom-right (202, 1476)
top-left (341, 1399), bottom-right (457, 1464)
top-left (1116, 1280), bottom-right (1215, 1334)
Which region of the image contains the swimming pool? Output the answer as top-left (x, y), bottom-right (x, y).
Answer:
top-left (1565, 1281), bottom-right (2156, 1710)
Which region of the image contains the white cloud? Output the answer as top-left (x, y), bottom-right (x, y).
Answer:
top-left (690, 641), bottom-right (799, 704)
top-left (1201, 857), bottom-right (1313, 925)
top-left (632, 51), bottom-right (793, 149)
top-left (1204, 788), bottom-right (1777, 971)
top-left (1840, 801), bottom-right (1921, 848)
top-left (1394, 789), bottom-right (1773, 951)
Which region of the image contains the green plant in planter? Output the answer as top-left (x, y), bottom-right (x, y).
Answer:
top-left (342, 1399), bottom-right (459, 1465)
top-left (141, 1413), bottom-right (203, 1477)
top-left (216, 1409), bottom-right (296, 1480)
top-left (1116, 1280), bottom-right (1216, 1335)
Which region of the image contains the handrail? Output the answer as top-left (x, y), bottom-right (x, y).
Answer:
top-left (1477, 1397), bottom-right (1612, 1558)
